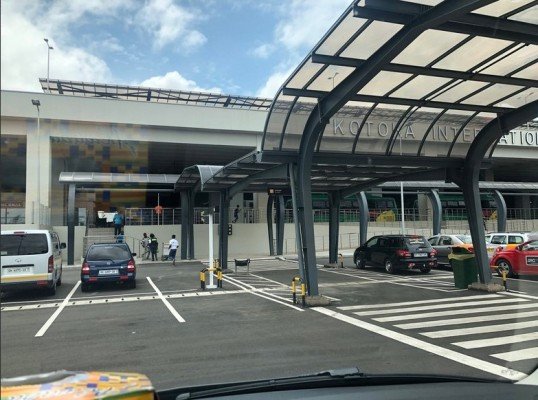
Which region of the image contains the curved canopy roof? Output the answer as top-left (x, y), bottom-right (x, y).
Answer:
top-left (262, 0), bottom-right (537, 159)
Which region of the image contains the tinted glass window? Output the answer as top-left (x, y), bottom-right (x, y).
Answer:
top-left (86, 246), bottom-right (130, 261)
top-left (0, 234), bottom-right (48, 256)
top-left (440, 236), bottom-right (452, 245)
top-left (428, 237), bottom-right (438, 245)
top-left (490, 235), bottom-right (506, 245)
top-left (366, 237), bottom-right (378, 248)
top-left (508, 236), bottom-right (523, 244)
top-left (456, 235), bottom-right (472, 243)
top-left (405, 237), bottom-right (429, 246)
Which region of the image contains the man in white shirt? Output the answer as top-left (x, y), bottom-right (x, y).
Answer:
top-left (168, 234), bottom-right (179, 266)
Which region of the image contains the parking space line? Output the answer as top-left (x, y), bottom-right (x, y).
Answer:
top-left (35, 281), bottom-right (80, 337)
top-left (223, 275), bottom-right (304, 312)
top-left (500, 291), bottom-right (538, 300)
top-left (312, 307), bottom-right (527, 381)
top-left (146, 277), bottom-right (185, 323)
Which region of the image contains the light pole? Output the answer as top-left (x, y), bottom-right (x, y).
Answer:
top-left (31, 99), bottom-right (41, 225)
top-left (328, 72), bottom-right (339, 90)
top-left (44, 38), bottom-right (53, 91)
top-left (399, 131), bottom-right (406, 236)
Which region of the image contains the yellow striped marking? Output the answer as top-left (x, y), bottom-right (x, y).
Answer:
top-left (1, 274), bottom-right (49, 283)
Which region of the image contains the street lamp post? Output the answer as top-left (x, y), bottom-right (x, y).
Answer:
top-left (44, 38), bottom-right (53, 91)
top-left (31, 99), bottom-right (41, 225)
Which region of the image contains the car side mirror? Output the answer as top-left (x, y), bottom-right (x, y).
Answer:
top-left (60, 243), bottom-right (66, 249)
top-left (131, 252), bottom-right (137, 257)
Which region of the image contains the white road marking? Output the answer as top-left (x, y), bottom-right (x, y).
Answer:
top-left (355, 298), bottom-right (527, 316)
top-left (223, 275), bottom-right (304, 312)
top-left (453, 332), bottom-right (538, 350)
top-left (374, 303), bottom-right (538, 322)
top-left (35, 281), bottom-right (80, 337)
top-left (491, 347), bottom-right (538, 362)
top-left (312, 307), bottom-right (527, 381)
top-left (394, 310), bottom-right (538, 329)
top-left (500, 291), bottom-right (538, 300)
top-left (421, 320), bottom-right (538, 338)
top-left (146, 277), bottom-right (185, 323)
top-left (338, 294), bottom-right (500, 311)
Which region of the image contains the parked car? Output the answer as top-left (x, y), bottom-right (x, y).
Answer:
top-left (490, 240), bottom-right (538, 278)
top-left (486, 232), bottom-right (538, 259)
top-left (353, 235), bottom-right (437, 274)
top-left (81, 243), bottom-right (137, 292)
top-left (427, 234), bottom-right (473, 266)
top-left (1, 230), bottom-right (65, 295)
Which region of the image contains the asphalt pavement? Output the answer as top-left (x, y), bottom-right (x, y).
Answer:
top-left (1, 256), bottom-right (537, 390)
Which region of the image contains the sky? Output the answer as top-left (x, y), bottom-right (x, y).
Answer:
top-left (1, 0), bottom-right (350, 98)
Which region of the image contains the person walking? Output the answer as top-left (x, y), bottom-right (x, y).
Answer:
top-left (149, 233), bottom-right (158, 261)
top-left (168, 234), bottom-right (179, 266)
top-left (141, 233), bottom-right (150, 260)
top-left (113, 211), bottom-right (124, 236)
top-left (116, 230), bottom-right (125, 243)
top-left (233, 205), bottom-right (240, 223)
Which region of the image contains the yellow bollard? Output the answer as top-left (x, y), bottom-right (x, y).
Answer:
top-left (301, 283), bottom-right (306, 307)
top-left (217, 269), bottom-right (223, 288)
top-left (291, 279), bottom-right (297, 304)
top-left (200, 270), bottom-right (206, 290)
top-left (501, 269), bottom-right (508, 291)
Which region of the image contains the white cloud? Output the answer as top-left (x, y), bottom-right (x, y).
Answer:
top-left (256, 66), bottom-right (295, 98)
top-left (0, 4), bottom-right (112, 91)
top-left (251, 43), bottom-right (275, 59)
top-left (275, 0), bottom-right (349, 51)
top-left (140, 71), bottom-right (221, 93)
top-left (136, 0), bottom-right (207, 50)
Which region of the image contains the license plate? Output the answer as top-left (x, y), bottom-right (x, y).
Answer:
top-left (527, 256), bottom-right (538, 266)
top-left (414, 253), bottom-right (427, 257)
top-left (98, 269), bottom-right (119, 276)
top-left (6, 266), bottom-right (31, 273)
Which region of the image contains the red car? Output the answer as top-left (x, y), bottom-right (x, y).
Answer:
top-left (490, 240), bottom-right (538, 278)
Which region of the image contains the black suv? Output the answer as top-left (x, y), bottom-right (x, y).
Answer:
top-left (353, 235), bottom-right (437, 274)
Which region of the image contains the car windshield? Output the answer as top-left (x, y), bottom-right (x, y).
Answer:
top-left (0, 234), bottom-right (48, 256)
top-left (456, 235), bottom-right (472, 244)
top-left (1, 0), bottom-right (538, 396)
top-left (86, 246), bottom-right (130, 261)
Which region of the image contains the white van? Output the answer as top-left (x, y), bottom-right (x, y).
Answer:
top-left (1, 230), bottom-right (65, 295)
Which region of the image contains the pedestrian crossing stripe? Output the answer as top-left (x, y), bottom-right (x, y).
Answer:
top-left (453, 332), bottom-right (538, 349)
top-left (394, 310), bottom-right (538, 329)
top-left (491, 347), bottom-right (538, 362)
top-left (373, 302), bottom-right (538, 322)
top-left (420, 320), bottom-right (538, 339)
top-left (354, 297), bottom-right (528, 316)
top-left (338, 294), bottom-right (502, 310)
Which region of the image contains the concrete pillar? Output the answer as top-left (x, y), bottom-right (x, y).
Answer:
top-left (328, 192), bottom-right (340, 264)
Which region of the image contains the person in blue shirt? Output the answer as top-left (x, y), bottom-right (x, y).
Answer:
top-left (113, 211), bottom-right (124, 236)
top-left (116, 230), bottom-right (125, 243)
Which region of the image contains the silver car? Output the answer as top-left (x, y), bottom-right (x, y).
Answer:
top-left (428, 234), bottom-right (473, 266)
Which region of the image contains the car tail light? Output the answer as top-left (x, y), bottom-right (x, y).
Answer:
top-left (429, 249), bottom-right (437, 257)
top-left (127, 259), bottom-right (135, 272)
top-left (48, 255), bottom-right (54, 273)
top-left (396, 249), bottom-right (411, 258)
top-left (468, 247), bottom-right (474, 253)
top-left (82, 262), bottom-right (90, 274)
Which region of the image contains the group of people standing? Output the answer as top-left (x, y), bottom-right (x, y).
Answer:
top-left (141, 233), bottom-right (179, 265)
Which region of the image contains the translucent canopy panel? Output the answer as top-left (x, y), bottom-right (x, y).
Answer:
top-left (261, 0), bottom-right (538, 161)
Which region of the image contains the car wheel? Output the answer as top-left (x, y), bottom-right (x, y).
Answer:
top-left (81, 282), bottom-right (90, 292)
top-left (496, 259), bottom-right (517, 278)
top-left (384, 259), bottom-right (394, 274)
top-left (47, 280), bottom-right (57, 296)
top-left (355, 255), bottom-right (365, 269)
top-left (420, 266), bottom-right (431, 274)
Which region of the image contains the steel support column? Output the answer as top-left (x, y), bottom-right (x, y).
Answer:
top-left (180, 191), bottom-right (189, 260)
top-left (492, 190), bottom-right (507, 233)
top-left (328, 192), bottom-right (341, 263)
top-left (188, 191), bottom-right (195, 259)
top-left (219, 190), bottom-right (230, 270)
top-left (67, 184), bottom-right (75, 265)
top-left (289, 164), bottom-right (305, 281)
top-left (460, 100), bottom-right (537, 285)
top-left (266, 195), bottom-right (275, 256)
top-left (276, 195), bottom-right (285, 255)
top-left (356, 191), bottom-right (368, 246)
top-left (426, 189), bottom-right (442, 235)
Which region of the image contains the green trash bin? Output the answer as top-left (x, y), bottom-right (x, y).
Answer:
top-left (449, 246), bottom-right (478, 289)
